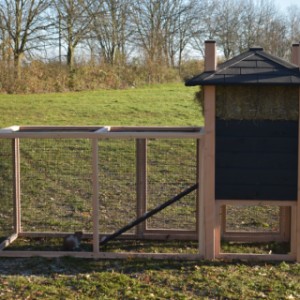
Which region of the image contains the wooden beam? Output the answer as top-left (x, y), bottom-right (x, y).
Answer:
top-left (297, 87), bottom-right (300, 262)
top-left (19, 231), bottom-right (197, 240)
top-left (92, 139), bottom-right (99, 254)
top-left (203, 85), bottom-right (216, 259)
top-left (216, 200), bottom-right (297, 207)
top-left (136, 139), bottom-right (147, 237)
top-left (0, 128), bottom-right (204, 140)
top-left (197, 138), bottom-right (205, 255)
top-left (218, 253), bottom-right (295, 262)
top-left (12, 139), bottom-right (21, 234)
top-left (0, 250), bottom-right (203, 260)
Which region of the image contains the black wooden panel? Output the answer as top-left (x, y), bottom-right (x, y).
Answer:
top-left (216, 184), bottom-right (297, 200)
top-left (216, 169), bottom-right (297, 185)
top-left (216, 119), bottom-right (298, 137)
top-left (215, 119), bottom-right (298, 201)
top-left (216, 153), bottom-right (297, 169)
top-left (216, 137), bottom-right (298, 153)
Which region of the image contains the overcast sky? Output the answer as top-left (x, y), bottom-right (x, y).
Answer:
top-left (276, 0), bottom-right (300, 11)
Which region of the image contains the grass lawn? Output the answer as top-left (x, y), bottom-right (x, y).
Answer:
top-left (0, 83), bottom-right (202, 127)
top-left (0, 83), bottom-right (299, 299)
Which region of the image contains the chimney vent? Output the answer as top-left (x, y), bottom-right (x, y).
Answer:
top-left (291, 43), bottom-right (300, 67)
top-left (204, 40), bottom-right (217, 72)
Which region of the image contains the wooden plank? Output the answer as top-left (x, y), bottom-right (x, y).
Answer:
top-left (12, 139), bottom-right (21, 234)
top-left (216, 200), bottom-right (297, 206)
top-left (218, 253), bottom-right (295, 262)
top-left (221, 233), bottom-right (287, 243)
top-left (279, 207), bottom-right (291, 242)
top-left (137, 232), bottom-right (197, 240)
top-left (290, 205), bottom-right (297, 257)
top-left (0, 130), bottom-right (204, 140)
top-left (216, 152), bottom-right (298, 169)
top-left (109, 126), bottom-right (202, 132)
top-left (216, 184), bottom-right (297, 201)
top-left (0, 251), bottom-right (94, 258)
top-left (19, 126), bottom-right (102, 132)
top-left (203, 85), bottom-right (216, 259)
top-left (19, 232), bottom-right (94, 238)
top-left (216, 169), bottom-right (297, 185)
top-left (92, 139), bottom-right (99, 254)
top-left (0, 250), bottom-right (203, 260)
top-left (216, 119), bottom-right (299, 138)
top-left (216, 137), bottom-right (298, 153)
top-left (18, 231), bottom-right (198, 240)
top-left (197, 138), bottom-right (205, 255)
top-left (136, 139), bottom-right (147, 236)
top-left (297, 87), bottom-right (300, 262)
top-left (214, 203), bottom-right (222, 257)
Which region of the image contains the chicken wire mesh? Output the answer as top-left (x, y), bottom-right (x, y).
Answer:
top-left (0, 139), bottom-right (14, 241)
top-left (225, 205), bottom-right (281, 233)
top-left (19, 138), bottom-right (93, 233)
top-left (98, 139), bottom-right (136, 234)
top-left (147, 138), bottom-right (197, 231)
top-left (221, 205), bottom-right (290, 255)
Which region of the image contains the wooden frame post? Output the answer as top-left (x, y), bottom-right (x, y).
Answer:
top-left (92, 138), bottom-right (99, 254)
top-left (297, 87), bottom-right (300, 262)
top-left (203, 85), bottom-right (216, 259)
top-left (136, 139), bottom-right (147, 237)
top-left (197, 138), bottom-right (205, 255)
top-left (12, 138), bottom-right (21, 235)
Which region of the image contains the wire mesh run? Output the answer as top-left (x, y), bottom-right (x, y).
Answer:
top-left (147, 138), bottom-right (197, 231)
top-left (0, 139), bottom-right (14, 241)
top-left (225, 205), bottom-right (280, 233)
top-left (20, 139), bottom-right (93, 233)
top-left (0, 126), bottom-right (203, 257)
top-left (220, 204), bottom-right (291, 255)
top-left (98, 139), bottom-right (136, 234)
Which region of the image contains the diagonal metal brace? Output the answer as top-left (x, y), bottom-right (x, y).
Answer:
top-left (100, 183), bottom-right (198, 246)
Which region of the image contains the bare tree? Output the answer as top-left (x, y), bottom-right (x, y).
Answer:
top-left (54, 0), bottom-right (98, 71)
top-left (190, 0), bottom-right (218, 57)
top-left (130, 0), bottom-right (166, 66)
top-left (162, 0), bottom-right (197, 72)
top-left (286, 5), bottom-right (300, 59)
top-left (90, 0), bottom-right (131, 65)
top-left (0, 0), bottom-right (52, 78)
top-left (130, 0), bottom-right (197, 80)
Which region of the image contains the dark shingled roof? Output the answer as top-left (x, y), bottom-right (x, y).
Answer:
top-left (185, 47), bottom-right (300, 86)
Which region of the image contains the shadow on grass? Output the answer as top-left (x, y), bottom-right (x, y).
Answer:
top-left (0, 254), bottom-right (287, 277)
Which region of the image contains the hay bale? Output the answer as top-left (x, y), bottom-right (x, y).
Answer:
top-left (195, 85), bottom-right (299, 120)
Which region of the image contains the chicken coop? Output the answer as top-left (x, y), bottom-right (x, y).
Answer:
top-left (186, 41), bottom-right (300, 261)
top-left (1, 42), bottom-right (300, 261)
top-left (0, 126), bottom-right (204, 259)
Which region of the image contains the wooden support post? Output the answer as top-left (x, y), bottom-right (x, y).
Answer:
top-left (203, 85), bottom-right (216, 259)
top-left (297, 87), bottom-right (300, 262)
top-left (197, 138), bottom-right (205, 255)
top-left (92, 139), bottom-right (99, 254)
top-left (136, 139), bottom-right (147, 237)
top-left (279, 207), bottom-right (291, 242)
top-left (12, 138), bottom-right (21, 234)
